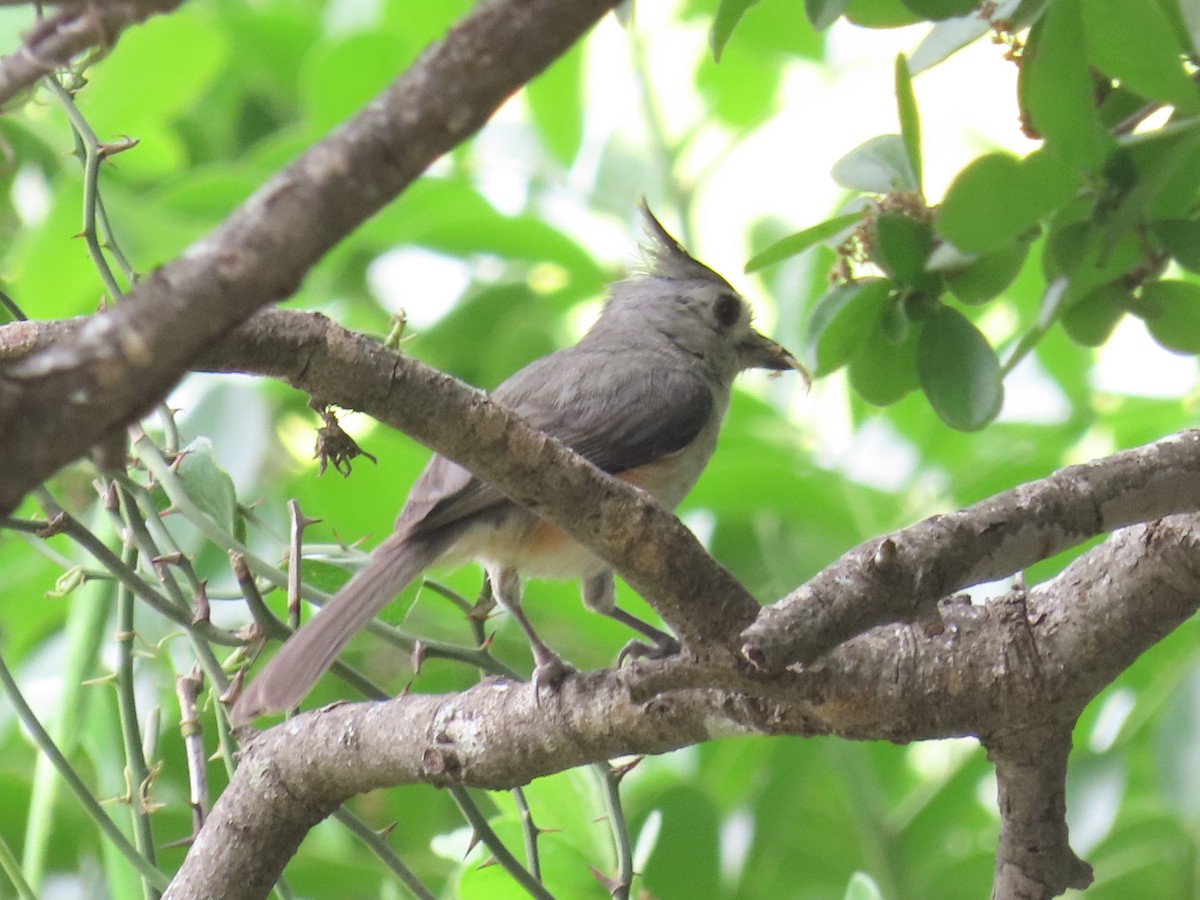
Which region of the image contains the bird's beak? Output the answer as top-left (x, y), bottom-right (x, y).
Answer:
top-left (739, 329), bottom-right (811, 389)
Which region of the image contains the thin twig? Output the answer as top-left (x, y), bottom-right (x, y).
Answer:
top-left (114, 538), bottom-right (160, 899)
top-left (450, 786), bottom-right (556, 900)
top-left (0, 651), bottom-right (169, 889)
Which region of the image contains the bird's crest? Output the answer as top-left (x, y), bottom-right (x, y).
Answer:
top-left (638, 201), bottom-right (733, 288)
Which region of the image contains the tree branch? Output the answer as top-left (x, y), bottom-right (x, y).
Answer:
top-left (0, 0), bottom-right (620, 514)
top-left (0, 309), bottom-right (760, 652)
top-left (0, 0), bottom-right (184, 107)
top-left (14, 314), bottom-right (1197, 900)
top-left (163, 512), bottom-right (1200, 899)
top-left (740, 432), bottom-right (1200, 672)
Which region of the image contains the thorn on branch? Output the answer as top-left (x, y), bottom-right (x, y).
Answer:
top-left (96, 135), bottom-right (139, 159)
top-left (609, 757), bottom-right (642, 783)
top-left (191, 579), bottom-right (210, 626)
top-left (589, 865), bottom-right (629, 897)
top-left (36, 511), bottom-right (67, 538)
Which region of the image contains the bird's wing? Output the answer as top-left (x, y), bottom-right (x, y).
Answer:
top-left (397, 348), bottom-right (714, 539)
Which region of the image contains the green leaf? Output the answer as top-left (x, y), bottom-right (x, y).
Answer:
top-left (745, 212), bottom-right (860, 272)
top-left (936, 150), bottom-right (1081, 254)
top-left (1137, 280), bottom-right (1200, 354)
top-left (844, 871), bottom-right (885, 900)
top-left (711, 0), bottom-right (760, 60)
top-left (944, 240), bottom-right (1030, 305)
top-left (1044, 221), bottom-right (1143, 307)
top-left (871, 213), bottom-right (939, 292)
top-left (526, 44), bottom-right (584, 165)
top-left (1156, 665), bottom-right (1200, 830)
top-left (1082, 0), bottom-right (1200, 114)
top-left (1154, 220), bottom-right (1200, 273)
top-left (879, 298), bottom-right (911, 343)
top-left (1183, 0), bottom-right (1200, 53)
top-left (832, 134), bottom-right (919, 194)
top-left (804, 278), bottom-right (893, 374)
top-left (1019, 0), bottom-right (1111, 171)
top-left (1087, 124), bottom-right (1200, 269)
top-left (899, 0), bottom-right (978, 21)
top-left (1061, 283), bottom-right (1129, 347)
top-left (175, 438), bottom-right (238, 533)
top-left (849, 314), bottom-right (920, 405)
top-left (844, 0), bottom-right (921, 26)
top-left (694, 39), bottom-right (783, 129)
top-left (296, 554), bottom-right (357, 595)
top-left (300, 31), bottom-right (408, 133)
top-left (805, 0), bottom-right (851, 29)
top-left (909, 13), bottom-right (991, 74)
top-left (79, 12), bottom-right (230, 177)
top-left (895, 55), bottom-right (923, 195)
top-left (917, 305), bottom-right (1003, 430)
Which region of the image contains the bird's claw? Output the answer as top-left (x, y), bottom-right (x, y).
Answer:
top-left (530, 655), bottom-right (574, 707)
top-left (617, 635), bottom-right (681, 667)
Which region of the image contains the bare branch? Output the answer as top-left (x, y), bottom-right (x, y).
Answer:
top-left (0, 1), bottom-right (183, 107)
top-left (987, 733), bottom-right (1093, 899)
top-left (164, 513), bottom-right (1200, 900)
top-left (0, 309), bottom-right (760, 652)
top-left (0, 0), bottom-right (620, 515)
top-left (741, 432), bottom-right (1200, 672)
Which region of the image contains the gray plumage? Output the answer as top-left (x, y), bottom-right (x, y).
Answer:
top-left (231, 206), bottom-right (802, 725)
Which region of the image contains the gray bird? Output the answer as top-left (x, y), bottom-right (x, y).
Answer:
top-left (232, 205), bottom-right (804, 725)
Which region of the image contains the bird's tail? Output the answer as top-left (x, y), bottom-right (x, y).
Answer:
top-left (231, 532), bottom-right (444, 725)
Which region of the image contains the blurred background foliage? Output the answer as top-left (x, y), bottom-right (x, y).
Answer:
top-left (1, 0), bottom-right (1199, 897)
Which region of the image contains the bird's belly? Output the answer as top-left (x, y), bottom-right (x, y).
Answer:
top-left (447, 516), bottom-right (607, 581)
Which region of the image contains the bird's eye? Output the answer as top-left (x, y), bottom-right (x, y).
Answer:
top-left (714, 293), bottom-right (742, 329)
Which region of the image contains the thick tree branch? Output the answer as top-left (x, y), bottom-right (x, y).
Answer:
top-left (0, 309), bottom-right (760, 651)
top-left (164, 513), bottom-right (1200, 900)
top-left (10, 314), bottom-right (1200, 900)
top-left (0, 0), bottom-right (184, 107)
top-left (988, 733), bottom-right (1093, 899)
top-left (740, 431), bottom-right (1200, 672)
top-left (0, 0), bottom-right (620, 514)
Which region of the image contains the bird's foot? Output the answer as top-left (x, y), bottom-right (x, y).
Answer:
top-left (530, 652), bottom-right (575, 706)
top-left (617, 634), bottom-right (681, 666)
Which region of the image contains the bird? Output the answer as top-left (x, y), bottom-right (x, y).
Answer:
top-left (231, 204), bottom-right (804, 725)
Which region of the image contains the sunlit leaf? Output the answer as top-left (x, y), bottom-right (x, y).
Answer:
top-left (1082, 0), bottom-right (1200, 114)
top-left (844, 871), bottom-right (885, 900)
top-left (895, 55), bottom-right (922, 195)
top-left (845, 0), bottom-right (921, 26)
top-left (711, 0), bottom-right (760, 60)
top-left (175, 438), bottom-right (238, 533)
top-left (899, 0), bottom-right (978, 19)
top-left (936, 150), bottom-right (1080, 254)
top-left (909, 13), bottom-right (991, 74)
top-left (527, 44), bottom-right (584, 165)
top-left (745, 212), bottom-right (860, 272)
top-left (832, 134), bottom-right (919, 193)
top-left (805, 0), bottom-right (851, 29)
top-left (1019, 0), bottom-right (1111, 171)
